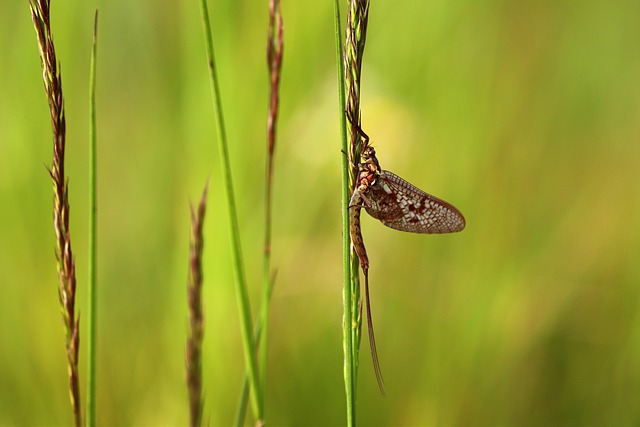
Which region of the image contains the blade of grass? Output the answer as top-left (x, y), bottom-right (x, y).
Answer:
top-left (29, 2), bottom-right (82, 425)
top-left (196, 0), bottom-right (263, 421)
top-left (261, 0), bottom-right (284, 417)
top-left (234, 272), bottom-right (276, 427)
top-left (333, 0), bottom-right (356, 425)
top-left (87, 10), bottom-right (99, 427)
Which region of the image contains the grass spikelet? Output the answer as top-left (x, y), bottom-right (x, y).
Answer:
top-left (186, 182), bottom-right (209, 427)
top-left (29, 1), bottom-right (82, 425)
top-left (343, 0), bottom-right (385, 398)
top-left (260, 0), bottom-right (284, 416)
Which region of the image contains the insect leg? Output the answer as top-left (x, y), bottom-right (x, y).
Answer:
top-left (345, 110), bottom-right (370, 148)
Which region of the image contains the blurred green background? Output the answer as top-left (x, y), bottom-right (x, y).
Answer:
top-left (1, 0), bottom-right (640, 425)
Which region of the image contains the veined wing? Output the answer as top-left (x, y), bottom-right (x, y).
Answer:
top-left (365, 170), bottom-right (466, 234)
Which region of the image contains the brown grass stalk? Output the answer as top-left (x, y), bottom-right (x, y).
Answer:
top-left (266, 0), bottom-right (284, 161)
top-left (260, 0), bottom-right (283, 414)
top-left (29, 1), bottom-right (81, 425)
top-left (186, 183), bottom-right (209, 427)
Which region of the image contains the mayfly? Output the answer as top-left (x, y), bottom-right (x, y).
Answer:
top-left (348, 119), bottom-right (465, 394)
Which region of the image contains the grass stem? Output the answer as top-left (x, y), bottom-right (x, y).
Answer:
top-left (187, 183), bottom-right (209, 427)
top-left (345, 0), bottom-right (371, 374)
top-left (261, 0), bottom-right (284, 418)
top-left (29, 1), bottom-right (82, 424)
top-left (197, 0), bottom-right (263, 421)
top-left (234, 273), bottom-right (276, 427)
top-left (87, 10), bottom-right (99, 427)
top-left (333, 0), bottom-right (356, 424)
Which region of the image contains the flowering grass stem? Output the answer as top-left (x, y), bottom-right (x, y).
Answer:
top-left (186, 183), bottom-right (209, 427)
top-left (261, 0), bottom-right (284, 418)
top-left (29, 1), bottom-right (82, 425)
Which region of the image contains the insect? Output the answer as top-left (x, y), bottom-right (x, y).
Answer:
top-left (348, 119), bottom-right (465, 394)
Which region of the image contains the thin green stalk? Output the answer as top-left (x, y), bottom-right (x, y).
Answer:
top-left (234, 274), bottom-right (276, 427)
top-left (87, 10), bottom-right (99, 427)
top-left (197, 0), bottom-right (263, 421)
top-left (333, 0), bottom-right (356, 425)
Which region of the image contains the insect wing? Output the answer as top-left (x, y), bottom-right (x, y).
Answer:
top-left (365, 170), bottom-right (466, 234)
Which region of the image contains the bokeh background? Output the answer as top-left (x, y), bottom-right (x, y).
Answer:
top-left (1, 0), bottom-right (640, 425)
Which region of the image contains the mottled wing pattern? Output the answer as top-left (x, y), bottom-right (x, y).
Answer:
top-left (365, 170), bottom-right (466, 234)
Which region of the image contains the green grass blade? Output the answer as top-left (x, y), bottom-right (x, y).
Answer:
top-left (234, 274), bottom-right (276, 427)
top-left (197, 0), bottom-right (263, 421)
top-left (87, 10), bottom-right (99, 427)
